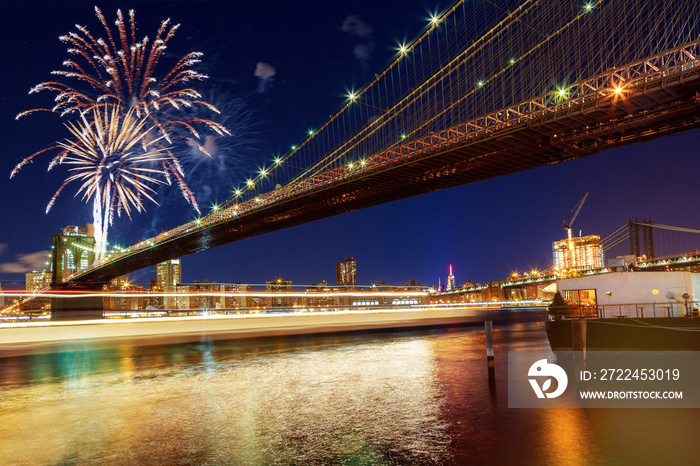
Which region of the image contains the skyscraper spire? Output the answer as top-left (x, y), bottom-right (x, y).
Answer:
top-left (447, 264), bottom-right (456, 291)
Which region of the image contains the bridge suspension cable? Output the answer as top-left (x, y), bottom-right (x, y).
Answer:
top-left (220, 0), bottom-right (700, 213)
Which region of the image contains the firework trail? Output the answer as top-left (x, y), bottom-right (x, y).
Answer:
top-left (17, 6), bottom-right (229, 147)
top-left (12, 105), bottom-right (193, 260)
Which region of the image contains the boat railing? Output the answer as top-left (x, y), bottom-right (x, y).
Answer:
top-left (548, 301), bottom-right (700, 320)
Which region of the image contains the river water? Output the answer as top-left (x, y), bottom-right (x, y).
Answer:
top-left (0, 321), bottom-right (697, 465)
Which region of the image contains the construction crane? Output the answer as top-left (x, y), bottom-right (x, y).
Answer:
top-left (563, 192), bottom-right (588, 250)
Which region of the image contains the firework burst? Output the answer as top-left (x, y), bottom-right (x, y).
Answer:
top-left (17, 6), bottom-right (229, 145)
top-left (12, 105), bottom-right (198, 260)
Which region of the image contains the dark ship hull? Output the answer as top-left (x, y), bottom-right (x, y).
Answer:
top-left (546, 317), bottom-right (700, 351)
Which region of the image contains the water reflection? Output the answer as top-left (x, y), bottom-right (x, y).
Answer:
top-left (0, 332), bottom-right (450, 464)
top-left (0, 323), bottom-right (697, 464)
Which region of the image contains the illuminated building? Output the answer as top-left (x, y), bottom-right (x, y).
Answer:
top-left (552, 235), bottom-right (604, 272)
top-left (51, 224), bottom-right (96, 283)
top-left (25, 270), bottom-right (52, 294)
top-left (305, 281), bottom-right (338, 307)
top-left (222, 283), bottom-right (252, 309)
top-left (157, 259), bottom-right (181, 310)
top-left (336, 257), bottom-right (357, 286)
top-left (266, 279), bottom-right (293, 307)
top-left (22, 270), bottom-right (52, 312)
top-left (446, 264), bottom-right (456, 291)
top-left (157, 259), bottom-right (181, 287)
top-left (0, 282), bottom-right (3, 308)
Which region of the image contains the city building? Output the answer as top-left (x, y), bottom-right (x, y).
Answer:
top-left (336, 257), bottom-right (357, 287)
top-left (446, 264), bottom-right (456, 291)
top-left (22, 270), bottom-right (52, 312)
top-left (157, 259), bottom-right (181, 288)
top-left (222, 283), bottom-right (253, 309)
top-left (0, 282), bottom-right (3, 308)
top-left (51, 224), bottom-right (96, 283)
top-left (552, 234), bottom-right (604, 273)
top-left (266, 279), bottom-right (293, 307)
top-left (25, 270), bottom-right (52, 294)
top-left (304, 281), bottom-right (338, 308)
top-left (104, 279), bottom-right (146, 312)
top-left (157, 259), bottom-right (181, 309)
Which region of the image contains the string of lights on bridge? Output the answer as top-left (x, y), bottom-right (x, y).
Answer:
top-left (220, 1), bottom-right (603, 211)
top-left (61, 0), bottom-right (700, 282)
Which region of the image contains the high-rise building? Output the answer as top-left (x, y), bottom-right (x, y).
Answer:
top-left (446, 264), bottom-right (456, 291)
top-left (157, 259), bottom-right (181, 288)
top-left (552, 235), bottom-right (604, 272)
top-left (335, 257), bottom-right (357, 286)
top-left (157, 259), bottom-right (181, 310)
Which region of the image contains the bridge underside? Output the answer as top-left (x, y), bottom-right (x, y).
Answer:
top-left (64, 70), bottom-right (700, 287)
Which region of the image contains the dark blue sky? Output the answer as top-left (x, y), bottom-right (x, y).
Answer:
top-left (1, 0), bottom-right (699, 290)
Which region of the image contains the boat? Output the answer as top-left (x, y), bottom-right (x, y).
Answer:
top-left (545, 270), bottom-right (700, 350)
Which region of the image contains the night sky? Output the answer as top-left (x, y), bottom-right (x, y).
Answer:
top-left (1, 0), bottom-right (699, 290)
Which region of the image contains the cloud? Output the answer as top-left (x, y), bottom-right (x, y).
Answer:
top-left (339, 15), bottom-right (374, 68)
top-left (0, 249), bottom-right (51, 274)
top-left (353, 44), bottom-right (371, 63)
top-left (340, 15), bottom-right (373, 38)
top-left (0, 243), bottom-right (7, 256)
top-left (254, 62), bottom-right (277, 93)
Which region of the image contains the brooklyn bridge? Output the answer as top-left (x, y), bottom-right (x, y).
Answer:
top-left (39, 0), bottom-right (700, 297)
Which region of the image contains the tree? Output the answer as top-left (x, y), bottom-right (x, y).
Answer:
top-left (548, 291), bottom-right (569, 320)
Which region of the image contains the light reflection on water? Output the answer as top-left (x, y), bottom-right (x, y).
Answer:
top-left (0, 322), bottom-right (698, 465)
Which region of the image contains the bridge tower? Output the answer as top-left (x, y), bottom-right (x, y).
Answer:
top-left (50, 224), bottom-right (103, 320)
top-left (51, 224), bottom-right (96, 284)
top-left (628, 219), bottom-right (656, 259)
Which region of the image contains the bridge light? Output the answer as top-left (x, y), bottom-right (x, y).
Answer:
top-left (614, 87), bottom-right (622, 95)
top-left (430, 15), bottom-right (439, 25)
top-left (307, 129), bottom-right (314, 136)
top-left (509, 58), bottom-right (516, 65)
top-left (291, 145), bottom-right (297, 150)
top-left (234, 189), bottom-right (242, 196)
top-left (247, 179), bottom-right (254, 187)
top-left (398, 44), bottom-right (408, 55)
top-left (477, 80), bottom-right (484, 87)
top-left (259, 167), bottom-right (268, 177)
top-left (273, 157), bottom-right (282, 165)
top-left (347, 91), bottom-right (357, 101)
top-left (558, 88), bottom-right (567, 98)
top-left (401, 133), bottom-right (407, 140)
top-left (584, 3), bottom-right (593, 11)
top-left (360, 159), bottom-right (367, 166)
top-left (348, 162), bottom-right (354, 169)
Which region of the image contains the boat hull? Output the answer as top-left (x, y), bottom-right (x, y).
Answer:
top-left (546, 317), bottom-right (700, 351)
